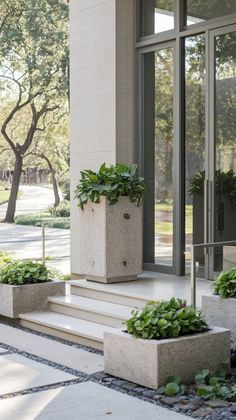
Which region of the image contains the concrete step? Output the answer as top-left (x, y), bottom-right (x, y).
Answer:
top-left (48, 295), bottom-right (133, 328)
top-left (69, 280), bottom-right (150, 308)
top-left (19, 312), bottom-right (117, 351)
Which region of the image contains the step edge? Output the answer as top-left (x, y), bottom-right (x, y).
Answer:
top-left (69, 281), bottom-right (151, 303)
top-left (48, 297), bottom-right (132, 320)
top-left (19, 313), bottom-right (109, 342)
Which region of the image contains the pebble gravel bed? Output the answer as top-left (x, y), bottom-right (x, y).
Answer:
top-left (93, 372), bottom-right (236, 420)
top-left (1, 320), bottom-right (236, 419)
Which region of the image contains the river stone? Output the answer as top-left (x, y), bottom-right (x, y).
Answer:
top-left (231, 403), bottom-right (236, 413)
top-left (193, 406), bottom-right (214, 417)
top-left (205, 399), bottom-right (231, 408)
top-left (161, 396), bottom-right (186, 406)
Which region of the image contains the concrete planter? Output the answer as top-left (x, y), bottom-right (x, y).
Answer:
top-left (0, 280), bottom-right (65, 319)
top-left (77, 197), bottom-right (142, 283)
top-left (202, 295), bottom-right (236, 346)
top-left (104, 328), bottom-right (230, 389)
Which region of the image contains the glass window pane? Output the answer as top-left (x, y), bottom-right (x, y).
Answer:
top-left (140, 0), bottom-right (175, 37)
top-left (154, 48), bottom-right (174, 266)
top-left (214, 32), bottom-right (236, 273)
top-left (186, 0), bottom-right (236, 26)
top-left (185, 35), bottom-right (206, 276)
top-left (143, 47), bottom-right (174, 267)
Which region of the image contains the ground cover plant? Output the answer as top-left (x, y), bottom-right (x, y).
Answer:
top-left (157, 362), bottom-right (236, 402)
top-left (125, 298), bottom-right (207, 339)
top-left (0, 260), bottom-right (50, 285)
top-left (15, 209), bottom-right (70, 230)
top-left (75, 163), bottom-right (146, 209)
top-left (212, 267), bottom-right (236, 298)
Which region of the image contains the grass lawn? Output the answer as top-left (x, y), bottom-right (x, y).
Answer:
top-left (155, 203), bottom-right (193, 235)
top-left (15, 212), bottom-right (70, 229)
top-left (0, 189), bottom-right (10, 205)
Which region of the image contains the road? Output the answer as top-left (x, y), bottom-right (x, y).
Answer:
top-left (0, 185), bottom-right (59, 221)
top-left (0, 185), bottom-right (70, 274)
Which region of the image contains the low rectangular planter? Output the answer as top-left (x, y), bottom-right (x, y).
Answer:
top-left (104, 328), bottom-right (230, 389)
top-left (202, 295), bottom-right (236, 346)
top-left (77, 197), bottom-right (142, 283)
top-left (0, 280), bottom-right (65, 319)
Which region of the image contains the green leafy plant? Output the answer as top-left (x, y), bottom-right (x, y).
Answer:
top-left (195, 367), bottom-right (234, 401)
top-left (125, 298), bottom-right (208, 340)
top-left (212, 267), bottom-right (236, 298)
top-left (0, 251), bottom-right (12, 268)
top-left (189, 169), bottom-right (236, 206)
top-left (158, 376), bottom-right (186, 396)
top-left (48, 200), bottom-right (70, 217)
top-left (74, 163), bottom-right (146, 210)
top-left (0, 260), bottom-right (50, 285)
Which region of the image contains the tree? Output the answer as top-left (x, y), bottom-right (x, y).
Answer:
top-left (0, 0), bottom-right (69, 222)
top-left (25, 112), bottom-right (69, 207)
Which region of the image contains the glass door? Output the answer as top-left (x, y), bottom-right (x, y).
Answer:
top-left (141, 42), bottom-right (176, 273)
top-left (208, 25), bottom-right (236, 277)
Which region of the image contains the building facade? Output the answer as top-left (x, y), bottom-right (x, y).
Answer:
top-left (70, 0), bottom-right (236, 279)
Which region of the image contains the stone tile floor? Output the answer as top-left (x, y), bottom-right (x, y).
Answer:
top-left (0, 321), bottom-right (191, 420)
top-left (1, 321), bottom-right (236, 419)
top-left (2, 321), bottom-right (236, 420)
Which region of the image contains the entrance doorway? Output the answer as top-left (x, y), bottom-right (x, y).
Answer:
top-left (139, 21), bottom-right (236, 278)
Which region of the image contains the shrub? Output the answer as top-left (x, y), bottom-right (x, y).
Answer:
top-left (125, 298), bottom-right (207, 339)
top-left (0, 251), bottom-right (12, 268)
top-left (0, 260), bottom-right (50, 285)
top-left (48, 200), bottom-right (70, 217)
top-left (15, 213), bottom-right (70, 230)
top-left (74, 163), bottom-right (146, 210)
top-left (189, 169), bottom-right (236, 206)
top-left (212, 267), bottom-right (236, 298)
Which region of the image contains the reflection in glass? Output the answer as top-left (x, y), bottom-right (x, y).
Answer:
top-left (155, 48), bottom-right (174, 265)
top-left (214, 32), bottom-right (236, 272)
top-left (140, 0), bottom-right (175, 36)
top-left (185, 35), bottom-right (205, 275)
top-left (186, 0), bottom-right (236, 26)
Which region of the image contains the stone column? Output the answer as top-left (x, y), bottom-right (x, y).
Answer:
top-left (70, 0), bottom-right (136, 275)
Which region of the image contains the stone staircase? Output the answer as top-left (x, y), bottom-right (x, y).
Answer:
top-left (19, 280), bottom-right (149, 351)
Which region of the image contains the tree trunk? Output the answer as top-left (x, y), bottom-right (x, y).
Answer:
top-left (3, 154), bottom-right (22, 223)
top-left (51, 170), bottom-right (60, 207)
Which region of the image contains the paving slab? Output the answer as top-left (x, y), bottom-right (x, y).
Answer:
top-left (0, 381), bottom-right (191, 420)
top-left (0, 353), bottom-right (75, 395)
top-left (0, 323), bottom-right (103, 374)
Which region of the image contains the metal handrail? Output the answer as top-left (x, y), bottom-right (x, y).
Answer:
top-left (191, 240), bottom-right (236, 308)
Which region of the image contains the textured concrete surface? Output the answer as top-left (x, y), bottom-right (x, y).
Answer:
top-left (0, 280), bottom-right (65, 318)
top-left (0, 353), bottom-right (75, 395)
top-left (76, 197), bottom-right (142, 282)
top-left (0, 381), bottom-right (191, 420)
top-left (223, 246), bottom-right (236, 271)
top-left (202, 295), bottom-right (236, 345)
top-left (0, 323), bottom-right (103, 374)
top-left (104, 328), bottom-right (231, 389)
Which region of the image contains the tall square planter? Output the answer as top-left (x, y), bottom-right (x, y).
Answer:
top-left (104, 328), bottom-right (230, 389)
top-left (0, 280), bottom-right (65, 319)
top-left (77, 197), bottom-right (142, 283)
top-left (202, 295), bottom-right (236, 346)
